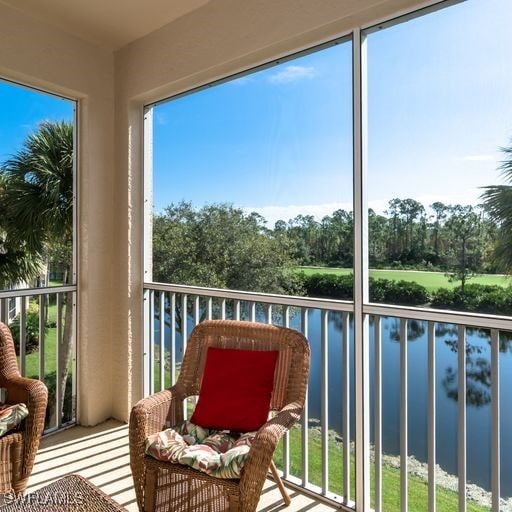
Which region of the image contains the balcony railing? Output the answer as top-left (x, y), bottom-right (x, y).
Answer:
top-left (144, 282), bottom-right (511, 512)
top-left (0, 285), bottom-right (77, 433)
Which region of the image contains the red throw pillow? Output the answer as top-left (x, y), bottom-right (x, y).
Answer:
top-left (191, 347), bottom-right (278, 432)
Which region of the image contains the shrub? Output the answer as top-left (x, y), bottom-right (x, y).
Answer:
top-left (10, 303), bottom-right (47, 354)
top-left (301, 273), bottom-right (353, 300)
top-left (432, 284), bottom-right (512, 315)
top-left (370, 278), bottom-right (429, 305)
top-left (301, 273), bottom-right (430, 305)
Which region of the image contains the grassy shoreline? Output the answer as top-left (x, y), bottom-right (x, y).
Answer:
top-left (274, 425), bottom-right (491, 512)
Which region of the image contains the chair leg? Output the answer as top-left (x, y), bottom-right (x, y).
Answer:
top-left (269, 461), bottom-right (291, 506)
top-left (144, 469), bottom-right (157, 512)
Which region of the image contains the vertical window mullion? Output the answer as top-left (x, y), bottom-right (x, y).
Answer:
top-left (353, 27), bottom-right (370, 512)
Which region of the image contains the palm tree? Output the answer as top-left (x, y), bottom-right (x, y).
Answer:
top-left (0, 175), bottom-right (42, 289)
top-left (481, 142), bottom-right (512, 272)
top-left (0, 120), bottom-right (74, 422)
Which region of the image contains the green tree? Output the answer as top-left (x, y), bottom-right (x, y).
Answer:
top-left (443, 205), bottom-right (482, 292)
top-left (481, 141), bottom-right (512, 272)
top-left (385, 198), bottom-right (426, 264)
top-left (368, 208), bottom-right (388, 266)
top-left (428, 201), bottom-right (448, 265)
top-left (0, 120), bottom-right (74, 422)
top-left (285, 214), bottom-right (320, 264)
top-left (0, 175), bottom-right (42, 288)
top-left (153, 202), bottom-right (302, 295)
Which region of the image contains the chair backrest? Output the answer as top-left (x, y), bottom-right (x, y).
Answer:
top-left (0, 322), bottom-right (21, 383)
top-left (177, 320), bottom-right (310, 412)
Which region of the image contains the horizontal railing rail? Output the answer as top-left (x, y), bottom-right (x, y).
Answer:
top-left (144, 282), bottom-right (511, 512)
top-left (146, 281), bottom-right (354, 312)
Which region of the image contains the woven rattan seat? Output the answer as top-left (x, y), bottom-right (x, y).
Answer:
top-left (129, 320), bottom-right (310, 512)
top-left (0, 322), bottom-right (47, 495)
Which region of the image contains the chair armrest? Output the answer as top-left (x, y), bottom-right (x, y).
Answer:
top-left (239, 401), bottom-right (303, 510)
top-left (130, 386), bottom-right (186, 439)
top-left (129, 386), bottom-right (185, 510)
top-left (5, 375), bottom-right (48, 481)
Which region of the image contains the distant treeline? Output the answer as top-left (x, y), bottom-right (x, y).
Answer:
top-left (153, 200), bottom-right (504, 305)
top-left (276, 199), bottom-right (497, 274)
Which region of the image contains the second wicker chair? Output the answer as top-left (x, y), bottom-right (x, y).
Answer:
top-left (0, 321), bottom-right (48, 495)
top-left (130, 319), bottom-right (310, 512)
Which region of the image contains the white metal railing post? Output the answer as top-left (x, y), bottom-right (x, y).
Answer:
top-left (159, 291), bottom-right (165, 391)
top-left (170, 293), bottom-right (176, 385)
top-left (321, 309), bottom-right (329, 495)
top-left (143, 288), bottom-right (151, 397)
top-left (374, 315), bottom-right (382, 511)
top-left (194, 296), bottom-right (200, 326)
top-left (38, 294), bottom-right (46, 381)
top-left (182, 294), bottom-right (188, 419)
top-left (301, 307), bottom-right (309, 487)
top-left (207, 297), bottom-right (213, 320)
top-left (458, 325), bottom-right (467, 512)
top-left (343, 311), bottom-right (352, 504)
top-left (19, 297), bottom-right (27, 377)
top-left (491, 329), bottom-right (500, 512)
top-left (400, 318), bottom-right (408, 512)
top-left (149, 290), bottom-right (155, 395)
top-left (71, 290), bottom-right (77, 422)
top-left (353, 26), bottom-right (370, 512)
top-left (283, 305), bottom-right (291, 478)
top-left (56, 293), bottom-right (63, 428)
top-left (428, 321), bottom-right (437, 512)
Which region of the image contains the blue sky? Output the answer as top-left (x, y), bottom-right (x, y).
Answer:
top-left (151, 0), bottom-right (512, 225)
top-left (0, 83), bottom-right (74, 162)
top-left (0, 0), bottom-right (510, 228)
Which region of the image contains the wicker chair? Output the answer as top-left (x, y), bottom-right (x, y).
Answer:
top-left (130, 319), bottom-right (310, 512)
top-left (0, 321), bottom-right (48, 494)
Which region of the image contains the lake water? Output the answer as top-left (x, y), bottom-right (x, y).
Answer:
top-left (157, 303), bottom-right (512, 497)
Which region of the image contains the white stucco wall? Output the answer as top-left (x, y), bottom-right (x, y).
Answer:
top-left (0, 4), bottom-right (115, 425)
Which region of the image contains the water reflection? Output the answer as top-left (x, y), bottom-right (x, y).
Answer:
top-left (153, 297), bottom-right (512, 496)
top-left (388, 318), bottom-right (425, 341)
top-left (441, 330), bottom-right (512, 408)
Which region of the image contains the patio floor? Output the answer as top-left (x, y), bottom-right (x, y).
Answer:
top-left (27, 420), bottom-right (340, 511)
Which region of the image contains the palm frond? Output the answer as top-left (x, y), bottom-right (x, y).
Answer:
top-left (0, 120), bottom-right (73, 287)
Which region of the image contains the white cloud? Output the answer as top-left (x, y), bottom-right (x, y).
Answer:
top-left (244, 190), bottom-right (486, 226)
top-left (268, 65), bottom-right (316, 84)
top-left (154, 111), bottom-right (168, 126)
top-left (458, 154), bottom-right (496, 162)
top-left (230, 76), bottom-right (253, 86)
top-left (369, 189), bottom-right (485, 217)
top-left (243, 202), bottom-right (351, 227)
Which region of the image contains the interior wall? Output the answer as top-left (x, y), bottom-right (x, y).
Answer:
top-left (112, 0), bottom-right (443, 419)
top-left (0, 4), bottom-right (115, 426)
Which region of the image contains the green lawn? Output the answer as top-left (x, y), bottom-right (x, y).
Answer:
top-left (22, 303), bottom-right (59, 378)
top-left (23, 328), bottom-right (56, 379)
top-left (274, 425), bottom-right (489, 512)
top-left (297, 266), bottom-right (510, 292)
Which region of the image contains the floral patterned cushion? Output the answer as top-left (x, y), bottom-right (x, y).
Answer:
top-left (0, 403), bottom-right (28, 437)
top-left (145, 420), bottom-right (256, 479)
